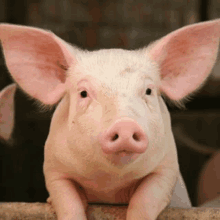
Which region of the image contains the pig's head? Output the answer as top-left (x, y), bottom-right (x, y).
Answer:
top-left (0, 83), bottom-right (16, 141)
top-left (0, 20), bottom-right (219, 182)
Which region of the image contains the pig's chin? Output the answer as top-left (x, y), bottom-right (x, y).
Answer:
top-left (105, 152), bottom-right (140, 167)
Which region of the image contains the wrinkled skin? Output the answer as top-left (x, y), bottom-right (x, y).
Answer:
top-left (0, 19), bottom-right (219, 219)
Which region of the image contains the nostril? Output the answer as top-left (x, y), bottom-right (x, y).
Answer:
top-left (111, 133), bottom-right (119, 141)
top-left (111, 133), bottom-right (141, 142)
top-left (132, 133), bottom-right (140, 141)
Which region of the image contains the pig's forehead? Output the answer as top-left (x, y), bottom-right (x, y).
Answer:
top-left (68, 48), bottom-right (160, 90)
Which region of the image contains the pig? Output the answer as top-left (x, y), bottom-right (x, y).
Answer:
top-left (0, 83), bottom-right (16, 141)
top-left (0, 83), bottom-right (16, 200)
top-left (0, 83), bottom-right (49, 202)
top-left (198, 151), bottom-right (220, 207)
top-left (0, 19), bottom-right (219, 219)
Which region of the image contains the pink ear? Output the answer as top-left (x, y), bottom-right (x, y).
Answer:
top-left (0, 24), bottom-right (74, 104)
top-left (149, 19), bottom-right (220, 100)
top-left (0, 83), bottom-right (16, 140)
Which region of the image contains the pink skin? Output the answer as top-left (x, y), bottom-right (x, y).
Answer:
top-left (0, 19), bottom-right (219, 220)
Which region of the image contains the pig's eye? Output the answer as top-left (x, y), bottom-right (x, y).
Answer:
top-left (80, 90), bottom-right (88, 98)
top-left (146, 88), bottom-right (152, 95)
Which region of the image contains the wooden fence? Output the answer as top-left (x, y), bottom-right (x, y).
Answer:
top-left (1, 203), bottom-right (220, 220)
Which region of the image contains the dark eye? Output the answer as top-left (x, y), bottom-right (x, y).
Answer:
top-left (146, 88), bottom-right (152, 95)
top-left (80, 90), bottom-right (87, 98)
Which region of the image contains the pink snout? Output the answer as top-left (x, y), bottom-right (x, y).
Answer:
top-left (99, 118), bottom-right (148, 155)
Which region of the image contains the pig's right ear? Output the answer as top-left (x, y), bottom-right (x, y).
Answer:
top-left (0, 24), bottom-right (74, 104)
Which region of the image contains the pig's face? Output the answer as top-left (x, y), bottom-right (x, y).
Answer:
top-left (47, 48), bottom-right (169, 181)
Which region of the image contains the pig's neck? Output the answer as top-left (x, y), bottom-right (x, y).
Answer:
top-left (78, 176), bottom-right (142, 204)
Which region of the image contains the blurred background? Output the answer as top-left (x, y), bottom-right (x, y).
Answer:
top-left (0, 0), bottom-right (220, 207)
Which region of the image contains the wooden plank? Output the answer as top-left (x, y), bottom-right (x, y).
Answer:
top-left (208, 0), bottom-right (220, 20)
top-left (0, 0), bottom-right (7, 22)
top-left (1, 203), bottom-right (220, 220)
top-left (24, 0), bottom-right (200, 49)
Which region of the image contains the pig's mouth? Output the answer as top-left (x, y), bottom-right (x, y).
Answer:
top-left (107, 151), bottom-right (140, 166)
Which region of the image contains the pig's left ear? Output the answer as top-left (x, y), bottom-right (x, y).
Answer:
top-left (0, 24), bottom-right (74, 104)
top-left (148, 19), bottom-right (220, 100)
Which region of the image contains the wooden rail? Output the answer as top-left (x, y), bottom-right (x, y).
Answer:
top-left (0, 203), bottom-right (220, 220)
